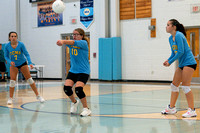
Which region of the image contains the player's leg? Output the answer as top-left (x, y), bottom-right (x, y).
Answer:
top-left (0, 62), bottom-right (6, 81)
top-left (161, 67), bottom-right (182, 114)
top-left (75, 81), bottom-right (87, 108)
top-left (63, 72), bottom-right (79, 113)
top-left (20, 65), bottom-right (38, 95)
top-left (170, 67), bottom-right (182, 108)
top-left (75, 81), bottom-right (91, 117)
top-left (20, 65), bottom-right (45, 102)
top-left (2, 62), bottom-right (6, 81)
top-left (75, 73), bottom-right (91, 116)
top-left (1, 72), bottom-right (5, 80)
top-left (7, 66), bottom-right (18, 104)
top-left (181, 66), bottom-right (196, 117)
top-left (64, 79), bottom-right (81, 114)
top-left (64, 79), bottom-right (76, 103)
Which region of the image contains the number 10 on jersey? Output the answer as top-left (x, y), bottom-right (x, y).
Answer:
top-left (71, 48), bottom-right (78, 56)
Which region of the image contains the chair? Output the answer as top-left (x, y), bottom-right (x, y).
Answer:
top-left (29, 64), bottom-right (38, 79)
top-left (30, 69), bottom-right (38, 79)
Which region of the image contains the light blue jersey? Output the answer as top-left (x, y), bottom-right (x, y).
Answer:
top-left (168, 31), bottom-right (196, 67)
top-left (67, 40), bottom-right (90, 74)
top-left (4, 41), bottom-right (32, 67)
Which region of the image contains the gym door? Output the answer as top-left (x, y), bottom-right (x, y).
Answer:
top-left (185, 28), bottom-right (200, 80)
top-left (61, 33), bottom-right (90, 80)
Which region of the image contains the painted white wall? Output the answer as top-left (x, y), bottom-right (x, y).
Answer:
top-left (0, 0), bottom-right (200, 81)
top-left (110, 0), bottom-right (120, 37)
top-left (0, 0), bottom-right (17, 42)
top-left (120, 0), bottom-right (200, 81)
top-left (2, 0), bottom-right (108, 79)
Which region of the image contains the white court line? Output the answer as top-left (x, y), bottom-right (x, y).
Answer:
top-left (1, 81), bottom-right (200, 88)
top-left (97, 94), bottom-right (200, 103)
top-left (87, 82), bottom-right (170, 87)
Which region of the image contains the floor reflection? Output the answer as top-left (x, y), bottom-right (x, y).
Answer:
top-left (0, 81), bottom-right (199, 133)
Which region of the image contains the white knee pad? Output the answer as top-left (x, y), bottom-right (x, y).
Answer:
top-left (171, 83), bottom-right (179, 92)
top-left (10, 80), bottom-right (16, 87)
top-left (27, 77), bottom-right (34, 84)
top-left (182, 86), bottom-right (191, 94)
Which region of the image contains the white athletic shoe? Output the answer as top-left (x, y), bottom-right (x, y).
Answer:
top-left (80, 108), bottom-right (91, 117)
top-left (37, 95), bottom-right (45, 103)
top-left (182, 108), bottom-right (197, 118)
top-left (7, 98), bottom-right (13, 105)
top-left (161, 105), bottom-right (177, 115)
top-left (70, 100), bottom-right (79, 114)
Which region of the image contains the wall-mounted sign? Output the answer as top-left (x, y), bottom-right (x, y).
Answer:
top-left (80, 0), bottom-right (94, 29)
top-left (191, 4), bottom-right (200, 13)
top-left (37, 1), bottom-right (63, 27)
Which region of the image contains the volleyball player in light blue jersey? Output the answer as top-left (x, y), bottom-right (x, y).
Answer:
top-left (161, 19), bottom-right (197, 118)
top-left (4, 31), bottom-right (45, 105)
top-left (4, 40), bottom-right (32, 67)
top-left (167, 31), bottom-right (196, 67)
top-left (68, 40), bottom-right (90, 75)
top-left (57, 28), bottom-right (91, 117)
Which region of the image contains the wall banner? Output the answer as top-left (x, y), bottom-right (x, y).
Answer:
top-left (37, 1), bottom-right (63, 27)
top-left (80, 0), bottom-right (94, 29)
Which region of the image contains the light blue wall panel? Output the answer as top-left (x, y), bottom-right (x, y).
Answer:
top-left (99, 37), bottom-right (121, 80)
top-left (112, 37), bottom-right (121, 80)
top-left (99, 38), bottom-right (113, 80)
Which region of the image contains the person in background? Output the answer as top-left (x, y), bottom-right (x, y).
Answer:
top-left (0, 43), bottom-right (7, 82)
top-left (161, 19), bottom-right (197, 118)
top-left (4, 31), bottom-right (45, 104)
top-left (56, 28), bottom-right (91, 117)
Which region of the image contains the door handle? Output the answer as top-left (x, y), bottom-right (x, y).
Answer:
top-left (194, 54), bottom-right (200, 60)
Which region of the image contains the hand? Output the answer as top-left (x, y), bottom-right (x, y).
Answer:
top-left (10, 62), bottom-right (15, 66)
top-left (163, 60), bottom-right (170, 67)
top-left (56, 40), bottom-right (63, 46)
top-left (29, 64), bottom-right (34, 69)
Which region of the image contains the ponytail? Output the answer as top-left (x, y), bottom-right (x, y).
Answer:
top-left (82, 36), bottom-right (89, 45)
top-left (169, 19), bottom-right (186, 37)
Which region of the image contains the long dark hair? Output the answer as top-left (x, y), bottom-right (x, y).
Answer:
top-left (169, 19), bottom-right (186, 37)
top-left (74, 28), bottom-right (89, 44)
top-left (8, 31), bottom-right (18, 41)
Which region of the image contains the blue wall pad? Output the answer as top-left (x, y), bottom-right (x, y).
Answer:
top-left (112, 37), bottom-right (121, 80)
top-left (99, 38), bottom-right (113, 80)
top-left (99, 37), bottom-right (121, 80)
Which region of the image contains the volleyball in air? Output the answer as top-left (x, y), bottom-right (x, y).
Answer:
top-left (52, 0), bottom-right (65, 14)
